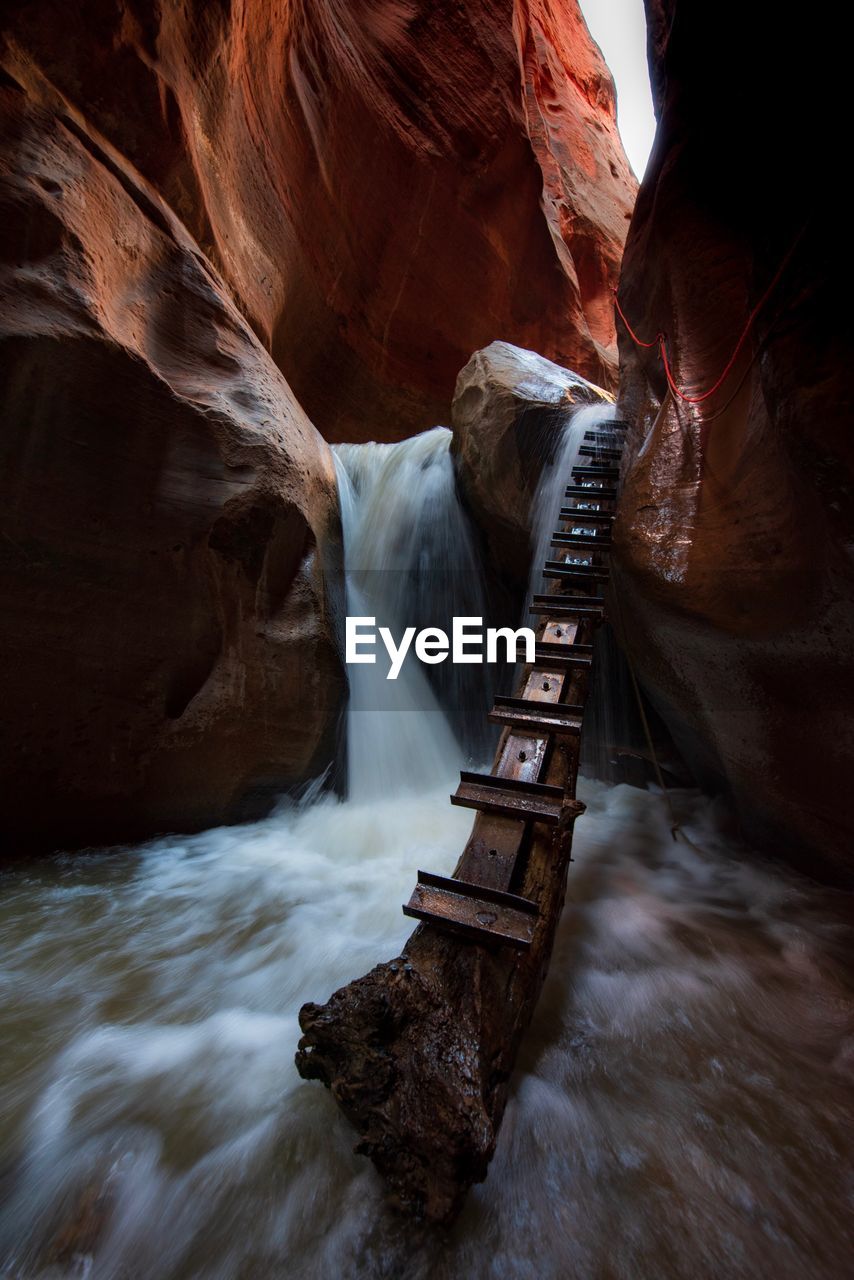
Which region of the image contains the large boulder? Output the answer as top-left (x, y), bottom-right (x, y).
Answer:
top-left (452, 341), bottom-right (612, 585)
top-left (0, 69), bottom-right (345, 855)
top-left (613, 2), bottom-right (853, 878)
top-left (1, 0), bottom-right (636, 442)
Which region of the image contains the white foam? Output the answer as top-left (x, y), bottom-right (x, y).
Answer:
top-left (0, 782), bottom-right (851, 1278)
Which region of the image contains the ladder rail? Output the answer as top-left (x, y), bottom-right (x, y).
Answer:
top-left (402, 411), bottom-right (623, 946)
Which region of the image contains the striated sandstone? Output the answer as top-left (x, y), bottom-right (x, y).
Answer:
top-left (613, 1), bottom-right (853, 876)
top-left (0, 67), bottom-right (345, 855)
top-left (2, 0), bottom-right (635, 441)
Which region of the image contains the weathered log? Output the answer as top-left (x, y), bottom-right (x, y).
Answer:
top-left (295, 622), bottom-right (591, 1222)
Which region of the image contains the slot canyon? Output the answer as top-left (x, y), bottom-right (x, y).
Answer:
top-left (0, 2), bottom-right (851, 1277)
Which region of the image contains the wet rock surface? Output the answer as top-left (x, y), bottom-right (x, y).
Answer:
top-left (452, 341), bottom-right (611, 586)
top-left (0, 0), bottom-right (639, 851)
top-left (1, 0), bottom-right (635, 442)
top-left (613, 1), bottom-right (854, 878)
top-left (0, 71), bottom-right (345, 855)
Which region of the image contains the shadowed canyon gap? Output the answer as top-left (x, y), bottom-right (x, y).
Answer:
top-left (612, 0), bottom-right (854, 878)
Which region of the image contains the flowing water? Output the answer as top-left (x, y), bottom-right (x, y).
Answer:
top-left (1, 425), bottom-right (853, 1280)
top-left (333, 427), bottom-right (492, 797)
top-left (524, 402), bottom-right (643, 780)
top-left (526, 402), bottom-right (616, 606)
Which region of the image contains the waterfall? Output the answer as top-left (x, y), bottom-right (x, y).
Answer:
top-left (526, 401), bottom-right (617, 607)
top-left (520, 401), bottom-right (646, 781)
top-left (333, 426), bottom-right (491, 801)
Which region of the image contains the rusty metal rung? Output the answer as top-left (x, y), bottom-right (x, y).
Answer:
top-left (579, 445), bottom-right (622, 460)
top-left (551, 532), bottom-right (612, 549)
top-left (565, 484), bottom-right (618, 500)
top-left (403, 871), bottom-right (538, 949)
top-left (533, 592), bottom-right (604, 606)
top-left (489, 695), bottom-right (584, 737)
top-left (572, 466), bottom-right (620, 480)
top-left (451, 770), bottom-right (571, 826)
top-left (539, 640), bottom-right (593, 654)
top-left (543, 562), bottom-right (610, 584)
top-left (529, 594), bottom-right (605, 618)
top-left (583, 431), bottom-right (623, 444)
top-left (544, 557), bottom-right (607, 570)
top-left (559, 507), bottom-right (614, 524)
top-left (533, 640), bottom-right (592, 665)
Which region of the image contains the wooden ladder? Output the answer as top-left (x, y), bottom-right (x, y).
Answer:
top-left (402, 417), bottom-right (623, 948)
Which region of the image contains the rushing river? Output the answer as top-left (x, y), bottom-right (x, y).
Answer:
top-left (1, 422), bottom-right (852, 1279)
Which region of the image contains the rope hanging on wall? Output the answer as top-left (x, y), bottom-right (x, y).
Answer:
top-left (613, 225), bottom-right (807, 405)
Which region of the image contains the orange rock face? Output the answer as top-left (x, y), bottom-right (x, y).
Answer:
top-left (3, 0), bottom-right (635, 441)
top-left (0, 0), bottom-right (634, 852)
top-left (0, 64), bottom-right (345, 855)
top-left (614, 2), bottom-right (854, 877)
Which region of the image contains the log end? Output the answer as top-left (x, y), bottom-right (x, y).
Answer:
top-left (295, 952), bottom-right (504, 1223)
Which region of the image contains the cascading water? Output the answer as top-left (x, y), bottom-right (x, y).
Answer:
top-left (526, 402), bottom-right (616, 608)
top-left (333, 427), bottom-right (492, 801)
top-left (1, 425), bottom-right (852, 1280)
top-left (526, 401), bottom-right (657, 782)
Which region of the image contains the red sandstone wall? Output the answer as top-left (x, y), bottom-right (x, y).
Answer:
top-left (0, 0), bottom-right (635, 851)
top-left (613, 1), bottom-right (853, 877)
top-left (0, 51), bottom-right (345, 855)
top-left (3, 0), bottom-right (635, 441)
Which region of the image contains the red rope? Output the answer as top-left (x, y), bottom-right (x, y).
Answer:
top-left (613, 230), bottom-right (804, 405)
top-left (612, 295), bottom-right (662, 350)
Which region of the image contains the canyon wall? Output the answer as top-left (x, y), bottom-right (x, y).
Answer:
top-left (0, 61), bottom-right (345, 856)
top-left (613, 2), bottom-right (853, 876)
top-left (2, 0), bottom-right (635, 442)
top-left (0, 1), bottom-right (635, 851)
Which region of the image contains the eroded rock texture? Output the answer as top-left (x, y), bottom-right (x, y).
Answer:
top-left (452, 341), bottom-right (611, 586)
top-left (0, 64), bottom-right (345, 855)
top-left (613, 2), bottom-right (853, 876)
top-left (2, 0), bottom-right (635, 442)
top-left (0, 0), bottom-right (638, 851)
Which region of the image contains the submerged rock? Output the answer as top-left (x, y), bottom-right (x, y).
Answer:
top-left (452, 341), bottom-right (612, 586)
top-left (0, 74), bottom-right (345, 855)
